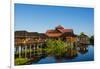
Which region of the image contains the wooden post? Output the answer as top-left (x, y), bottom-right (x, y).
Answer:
top-left (18, 46), bottom-right (21, 58)
top-left (41, 43), bottom-right (42, 55)
top-left (25, 46), bottom-right (27, 58)
top-left (30, 45), bottom-right (31, 59)
top-left (15, 47), bottom-right (17, 53)
top-left (36, 44), bottom-right (38, 56)
top-left (21, 46), bottom-right (23, 58)
top-left (34, 44), bottom-right (35, 55)
top-left (37, 44), bottom-right (38, 49)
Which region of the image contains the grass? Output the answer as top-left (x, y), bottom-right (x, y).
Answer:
top-left (15, 58), bottom-right (30, 65)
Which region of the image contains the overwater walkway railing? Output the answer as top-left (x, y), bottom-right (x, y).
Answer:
top-left (15, 39), bottom-right (46, 59)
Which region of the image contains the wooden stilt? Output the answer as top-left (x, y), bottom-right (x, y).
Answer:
top-left (30, 45), bottom-right (31, 59)
top-left (18, 46), bottom-right (21, 58)
top-left (25, 46), bottom-right (27, 58)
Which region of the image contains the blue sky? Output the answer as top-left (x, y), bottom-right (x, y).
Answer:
top-left (15, 3), bottom-right (94, 36)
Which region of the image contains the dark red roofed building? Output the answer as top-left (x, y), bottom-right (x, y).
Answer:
top-left (45, 25), bottom-right (77, 43)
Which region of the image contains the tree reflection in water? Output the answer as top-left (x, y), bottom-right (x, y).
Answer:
top-left (27, 45), bottom-right (93, 64)
top-left (78, 45), bottom-right (88, 54)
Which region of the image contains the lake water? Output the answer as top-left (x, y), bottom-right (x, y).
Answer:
top-left (32, 45), bottom-right (94, 64)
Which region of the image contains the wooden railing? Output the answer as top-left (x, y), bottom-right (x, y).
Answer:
top-left (15, 39), bottom-right (46, 46)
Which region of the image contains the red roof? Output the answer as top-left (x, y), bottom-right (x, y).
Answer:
top-left (46, 29), bottom-right (60, 33)
top-left (45, 25), bottom-right (73, 37)
top-left (55, 25), bottom-right (64, 29)
top-left (46, 30), bottom-right (55, 33)
top-left (57, 29), bottom-right (73, 33)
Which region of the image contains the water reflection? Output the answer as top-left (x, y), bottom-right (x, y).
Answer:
top-left (30, 45), bottom-right (94, 64)
top-left (78, 45), bottom-right (88, 54)
top-left (65, 48), bottom-right (78, 59)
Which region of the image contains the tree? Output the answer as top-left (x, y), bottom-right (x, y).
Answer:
top-left (90, 35), bottom-right (94, 45)
top-left (45, 39), bottom-right (67, 57)
top-left (80, 32), bottom-right (85, 36)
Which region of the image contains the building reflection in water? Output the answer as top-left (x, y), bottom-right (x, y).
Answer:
top-left (78, 45), bottom-right (88, 54)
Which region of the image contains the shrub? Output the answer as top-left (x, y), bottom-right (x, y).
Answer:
top-left (45, 39), bottom-right (67, 57)
top-left (15, 58), bottom-right (30, 65)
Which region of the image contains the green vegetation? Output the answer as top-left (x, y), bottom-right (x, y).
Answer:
top-left (90, 35), bottom-right (94, 45)
top-left (79, 32), bottom-right (88, 37)
top-left (80, 32), bottom-right (85, 35)
top-left (45, 39), bottom-right (68, 57)
top-left (15, 58), bottom-right (30, 65)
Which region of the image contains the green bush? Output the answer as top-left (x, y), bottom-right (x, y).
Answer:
top-left (45, 39), bottom-right (68, 57)
top-left (15, 58), bottom-right (30, 65)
